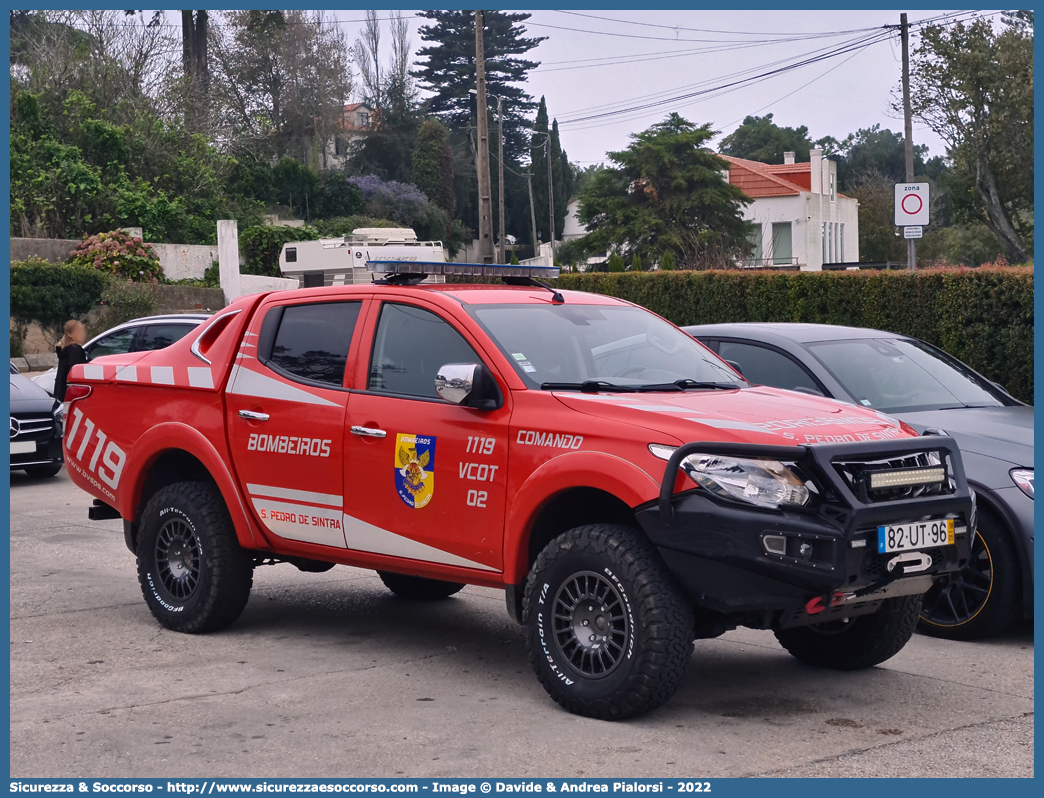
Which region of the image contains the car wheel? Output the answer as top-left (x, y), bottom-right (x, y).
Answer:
top-left (23, 463), bottom-right (62, 478)
top-left (774, 595), bottom-right (921, 670)
top-left (917, 508), bottom-right (1021, 639)
top-left (136, 481), bottom-right (253, 633)
top-left (523, 524), bottom-right (695, 720)
top-left (377, 571), bottom-right (465, 599)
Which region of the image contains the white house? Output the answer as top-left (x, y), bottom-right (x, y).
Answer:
top-left (325, 103), bottom-right (374, 168)
top-left (723, 149), bottom-right (859, 270)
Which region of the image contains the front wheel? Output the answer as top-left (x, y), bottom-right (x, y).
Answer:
top-left (523, 524), bottom-right (695, 720)
top-left (774, 594), bottom-right (921, 670)
top-left (136, 481), bottom-right (253, 633)
top-left (917, 510), bottom-right (1021, 639)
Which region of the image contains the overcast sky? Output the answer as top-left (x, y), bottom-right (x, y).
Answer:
top-left (331, 8), bottom-right (993, 165)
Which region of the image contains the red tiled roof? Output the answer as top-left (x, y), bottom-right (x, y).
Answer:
top-left (722, 155), bottom-right (806, 198)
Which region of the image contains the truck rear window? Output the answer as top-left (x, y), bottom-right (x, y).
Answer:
top-left (267, 301), bottom-right (361, 387)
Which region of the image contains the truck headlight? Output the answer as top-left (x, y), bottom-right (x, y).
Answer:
top-left (649, 445), bottom-right (809, 509)
top-left (1010, 468), bottom-right (1033, 499)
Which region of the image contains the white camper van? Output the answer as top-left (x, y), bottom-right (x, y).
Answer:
top-left (279, 228), bottom-right (446, 287)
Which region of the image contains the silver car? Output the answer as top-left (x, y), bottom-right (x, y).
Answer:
top-left (33, 314), bottom-right (211, 396)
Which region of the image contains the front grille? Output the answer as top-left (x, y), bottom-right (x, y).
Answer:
top-left (834, 451), bottom-right (954, 503)
top-left (11, 414), bottom-right (55, 439)
top-left (860, 545), bottom-right (946, 578)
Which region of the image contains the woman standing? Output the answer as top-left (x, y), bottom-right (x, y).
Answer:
top-left (54, 320), bottom-right (88, 403)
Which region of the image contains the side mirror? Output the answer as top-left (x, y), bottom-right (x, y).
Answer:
top-left (435, 363), bottom-right (502, 410)
top-left (725, 359), bottom-right (744, 377)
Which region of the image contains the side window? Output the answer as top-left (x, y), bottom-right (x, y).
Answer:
top-left (138, 324), bottom-right (195, 352)
top-left (717, 341), bottom-right (823, 395)
top-left (266, 301), bottom-right (362, 387)
top-left (87, 328), bottom-right (138, 358)
top-left (369, 303), bottom-right (480, 399)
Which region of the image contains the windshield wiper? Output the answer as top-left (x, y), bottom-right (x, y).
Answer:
top-left (540, 380), bottom-right (639, 393)
top-left (634, 379), bottom-right (742, 391)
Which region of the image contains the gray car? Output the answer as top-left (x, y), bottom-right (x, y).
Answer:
top-left (686, 322), bottom-right (1033, 640)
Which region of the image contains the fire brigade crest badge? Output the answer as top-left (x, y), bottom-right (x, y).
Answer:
top-left (394, 433), bottom-right (436, 509)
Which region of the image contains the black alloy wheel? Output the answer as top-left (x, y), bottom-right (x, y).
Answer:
top-left (551, 571), bottom-right (630, 679)
top-left (155, 517), bottom-right (202, 601)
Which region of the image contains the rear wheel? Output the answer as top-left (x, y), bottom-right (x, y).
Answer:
top-left (137, 481), bottom-right (253, 633)
top-left (377, 571), bottom-right (465, 600)
top-left (775, 594), bottom-right (921, 670)
top-left (918, 509), bottom-right (1021, 639)
top-left (523, 524), bottom-right (694, 720)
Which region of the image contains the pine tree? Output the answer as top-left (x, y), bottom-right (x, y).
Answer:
top-left (413, 10), bottom-right (545, 160)
top-left (550, 118), bottom-right (568, 240)
top-left (530, 96), bottom-right (549, 246)
top-left (412, 118), bottom-right (455, 214)
top-left (659, 250), bottom-right (675, 271)
top-left (631, 252), bottom-right (643, 272)
top-left (607, 252), bottom-right (625, 272)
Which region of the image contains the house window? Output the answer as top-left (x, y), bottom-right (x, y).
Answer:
top-left (821, 222), bottom-right (827, 264)
top-left (748, 223), bottom-right (763, 266)
top-left (358, 112), bottom-right (370, 127)
top-left (829, 173), bottom-right (836, 202)
top-left (771, 222), bottom-right (792, 266)
top-left (840, 223), bottom-right (845, 262)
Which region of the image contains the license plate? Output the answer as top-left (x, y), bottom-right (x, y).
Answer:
top-left (878, 519), bottom-right (954, 553)
top-left (10, 441), bottom-right (35, 455)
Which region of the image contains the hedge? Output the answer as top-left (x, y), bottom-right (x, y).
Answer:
top-left (556, 267), bottom-right (1034, 403)
top-left (240, 224), bottom-right (319, 277)
top-left (10, 258), bottom-right (109, 341)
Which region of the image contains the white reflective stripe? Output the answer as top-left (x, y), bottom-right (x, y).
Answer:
top-left (247, 483), bottom-right (343, 508)
top-left (115, 366), bottom-right (137, 382)
top-left (187, 367), bottom-right (214, 389)
top-left (227, 366), bottom-right (339, 407)
top-left (342, 512), bottom-right (498, 572)
top-left (625, 405), bottom-right (694, 413)
top-left (685, 417), bottom-right (775, 433)
top-left (83, 365), bottom-right (105, 380)
top-left (243, 331), bottom-right (258, 337)
top-left (151, 366), bottom-right (175, 385)
top-left (239, 342), bottom-right (256, 348)
top-left (251, 498), bottom-right (346, 548)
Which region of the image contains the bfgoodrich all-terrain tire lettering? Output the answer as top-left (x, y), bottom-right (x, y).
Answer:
top-left (774, 594), bottom-right (921, 670)
top-left (523, 524), bottom-right (695, 720)
top-left (136, 481), bottom-right (253, 633)
top-left (377, 571), bottom-right (465, 600)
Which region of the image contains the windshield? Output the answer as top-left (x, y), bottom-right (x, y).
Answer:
top-left (467, 303), bottom-right (745, 389)
top-left (806, 338), bottom-right (1007, 413)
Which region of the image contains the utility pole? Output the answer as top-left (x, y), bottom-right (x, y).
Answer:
top-left (527, 173), bottom-right (539, 261)
top-left (474, 11), bottom-right (495, 264)
top-left (901, 12), bottom-right (916, 271)
top-left (546, 138), bottom-right (555, 261)
top-left (497, 96), bottom-right (506, 265)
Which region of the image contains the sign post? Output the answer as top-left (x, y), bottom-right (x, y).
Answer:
top-left (895, 182), bottom-right (929, 268)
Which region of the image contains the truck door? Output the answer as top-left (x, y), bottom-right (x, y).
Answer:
top-left (226, 296), bottom-right (364, 550)
top-left (343, 300), bottom-right (510, 574)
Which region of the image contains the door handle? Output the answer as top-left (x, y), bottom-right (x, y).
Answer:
top-left (351, 425), bottom-right (386, 438)
top-left (238, 410), bottom-right (270, 422)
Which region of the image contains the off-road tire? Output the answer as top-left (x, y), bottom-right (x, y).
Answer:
top-left (774, 594), bottom-right (921, 670)
top-left (23, 463), bottom-right (62, 478)
top-left (523, 524), bottom-right (695, 720)
top-left (918, 508), bottom-right (1021, 640)
top-left (136, 481), bottom-right (253, 633)
top-left (377, 571), bottom-right (465, 600)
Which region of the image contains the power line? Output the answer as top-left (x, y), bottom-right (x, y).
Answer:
top-left (551, 10), bottom-right (883, 38)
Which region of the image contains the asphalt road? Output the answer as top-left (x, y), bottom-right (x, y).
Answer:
top-left (9, 468), bottom-right (1034, 778)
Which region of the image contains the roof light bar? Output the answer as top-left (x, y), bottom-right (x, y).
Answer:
top-left (366, 260), bottom-right (560, 280)
top-left (868, 467), bottom-right (946, 490)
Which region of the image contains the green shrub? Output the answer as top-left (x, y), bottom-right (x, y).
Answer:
top-left (68, 230), bottom-right (163, 282)
top-left (10, 257), bottom-right (109, 342)
top-left (10, 326), bottom-right (25, 358)
top-left (240, 224), bottom-right (319, 277)
top-left (92, 279), bottom-right (156, 336)
top-left (607, 252), bottom-right (625, 272)
top-left (555, 267), bottom-right (1034, 403)
top-left (659, 251), bottom-right (675, 271)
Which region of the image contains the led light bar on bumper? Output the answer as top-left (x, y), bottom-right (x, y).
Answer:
top-left (367, 260), bottom-right (560, 279)
top-left (868, 467), bottom-right (945, 489)
top-left (650, 445), bottom-right (809, 509)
